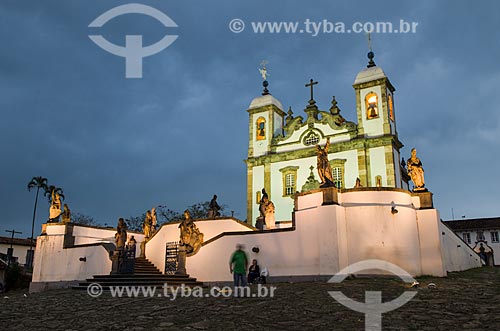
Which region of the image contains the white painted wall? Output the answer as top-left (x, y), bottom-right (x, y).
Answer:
top-left (146, 219), bottom-right (253, 273)
top-left (369, 146), bottom-right (387, 186)
top-left (32, 224), bottom-right (145, 283)
top-left (183, 190), bottom-right (481, 282)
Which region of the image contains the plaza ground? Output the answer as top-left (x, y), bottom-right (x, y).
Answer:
top-left (1, 267), bottom-right (499, 330)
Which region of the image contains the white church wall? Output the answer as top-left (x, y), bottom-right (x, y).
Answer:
top-left (186, 208), bottom-right (326, 282)
top-left (251, 165), bottom-right (264, 224)
top-left (415, 210), bottom-right (447, 276)
top-left (340, 190), bottom-right (423, 276)
top-left (335, 149), bottom-right (359, 189)
top-left (0, 243), bottom-right (32, 265)
top-left (146, 219), bottom-right (253, 274)
top-left (273, 111), bottom-right (283, 137)
top-left (369, 146), bottom-right (388, 186)
top-left (393, 148), bottom-right (402, 188)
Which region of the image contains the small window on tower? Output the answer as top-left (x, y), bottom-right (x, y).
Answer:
top-left (256, 117), bottom-right (266, 140)
top-left (365, 92), bottom-right (379, 119)
top-left (388, 93), bottom-right (394, 121)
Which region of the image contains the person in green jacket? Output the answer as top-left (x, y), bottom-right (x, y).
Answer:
top-left (230, 244), bottom-right (249, 288)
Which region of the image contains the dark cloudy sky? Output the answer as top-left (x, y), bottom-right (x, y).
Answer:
top-left (1, 0), bottom-right (499, 237)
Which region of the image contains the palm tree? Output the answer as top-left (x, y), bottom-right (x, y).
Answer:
top-left (44, 185), bottom-right (65, 203)
top-left (27, 176), bottom-right (48, 268)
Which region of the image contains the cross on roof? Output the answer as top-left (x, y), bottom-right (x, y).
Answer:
top-left (305, 78), bottom-right (318, 105)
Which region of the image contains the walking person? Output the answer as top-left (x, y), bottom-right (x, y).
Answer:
top-left (229, 244), bottom-right (248, 296)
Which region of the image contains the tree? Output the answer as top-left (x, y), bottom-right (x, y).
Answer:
top-left (27, 176), bottom-right (48, 268)
top-left (126, 213), bottom-right (146, 232)
top-left (44, 185), bottom-right (65, 203)
top-left (71, 212), bottom-right (100, 226)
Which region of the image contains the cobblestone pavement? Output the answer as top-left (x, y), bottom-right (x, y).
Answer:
top-left (1, 267), bottom-right (499, 331)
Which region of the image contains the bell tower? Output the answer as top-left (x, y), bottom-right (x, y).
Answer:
top-left (353, 51), bottom-right (405, 188)
top-left (353, 51), bottom-right (397, 138)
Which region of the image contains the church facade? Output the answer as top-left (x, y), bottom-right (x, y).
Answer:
top-left (245, 53), bottom-right (410, 224)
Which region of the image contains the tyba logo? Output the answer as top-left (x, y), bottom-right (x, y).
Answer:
top-left (88, 3), bottom-right (178, 78)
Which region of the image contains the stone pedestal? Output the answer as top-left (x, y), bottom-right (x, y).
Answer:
top-left (322, 187), bottom-right (339, 205)
top-left (413, 191), bottom-right (433, 209)
top-left (140, 240), bottom-right (146, 258)
top-left (110, 250), bottom-right (122, 275)
top-left (175, 246), bottom-right (187, 275)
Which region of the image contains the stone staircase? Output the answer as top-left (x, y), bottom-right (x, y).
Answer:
top-left (73, 257), bottom-right (203, 291)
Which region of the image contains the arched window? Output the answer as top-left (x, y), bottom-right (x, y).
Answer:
top-left (365, 92), bottom-right (379, 119)
top-left (256, 117), bottom-right (266, 140)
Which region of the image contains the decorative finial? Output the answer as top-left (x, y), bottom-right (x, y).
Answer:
top-left (259, 60), bottom-right (270, 95)
top-left (305, 78), bottom-right (319, 107)
top-left (329, 96), bottom-right (340, 115)
top-left (366, 33), bottom-right (376, 68)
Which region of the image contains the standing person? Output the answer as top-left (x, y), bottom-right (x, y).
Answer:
top-left (229, 244), bottom-right (248, 291)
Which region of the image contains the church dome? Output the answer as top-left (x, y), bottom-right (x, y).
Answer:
top-left (248, 94), bottom-right (284, 110)
top-left (354, 66), bottom-right (387, 85)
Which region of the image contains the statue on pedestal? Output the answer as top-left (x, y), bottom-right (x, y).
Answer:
top-left (261, 196), bottom-right (275, 230)
top-left (207, 195), bottom-right (221, 219)
top-left (48, 191), bottom-right (62, 222)
top-left (61, 203), bottom-right (71, 224)
top-left (178, 210), bottom-right (204, 256)
top-left (151, 207), bottom-right (157, 235)
top-left (115, 218), bottom-right (128, 249)
top-left (316, 138), bottom-right (335, 188)
top-left (143, 210), bottom-right (153, 239)
top-left (407, 148), bottom-right (426, 192)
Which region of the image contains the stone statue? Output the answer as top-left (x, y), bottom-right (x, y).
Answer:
top-left (207, 195), bottom-right (221, 219)
top-left (178, 210), bottom-right (204, 256)
top-left (354, 177), bottom-right (363, 188)
top-left (48, 191), bottom-right (62, 222)
top-left (316, 137), bottom-right (335, 188)
top-left (115, 218), bottom-right (128, 249)
top-left (61, 203), bottom-right (71, 224)
top-left (151, 207), bottom-right (157, 235)
top-left (262, 195), bottom-right (275, 229)
top-left (407, 148), bottom-right (426, 191)
top-left (143, 210), bottom-right (152, 238)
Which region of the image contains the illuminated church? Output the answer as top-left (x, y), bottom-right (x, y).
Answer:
top-left (245, 52), bottom-right (410, 224)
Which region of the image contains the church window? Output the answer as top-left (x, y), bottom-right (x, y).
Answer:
top-left (365, 92), bottom-right (379, 119)
top-left (477, 231), bottom-right (485, 241)
top-left (388, 93), bottom-right (394, 121)
top-left (463, 233), bottom-right (471, 244)
top-left (491, 231), bottom-right (499, 243)
top-left (329, 159), bottom-right (346, 189)
top-left (490, 231), bottom-right (498, 243)
top-left (303, 131), bottom-right (320, 146)
top-left (332, 167), bottom-right (343, 189)
top-left (279, 166), bottom-right (299, 197)
top-left (256, 117), bottom-right (266, 140)
top-left (285, 174), bottom-right (295, 195)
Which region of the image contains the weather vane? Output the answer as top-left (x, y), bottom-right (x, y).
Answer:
top-left (259, 60), bottom-right (270, 95)
top-left (259, 60), bottom-right (269, 81)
